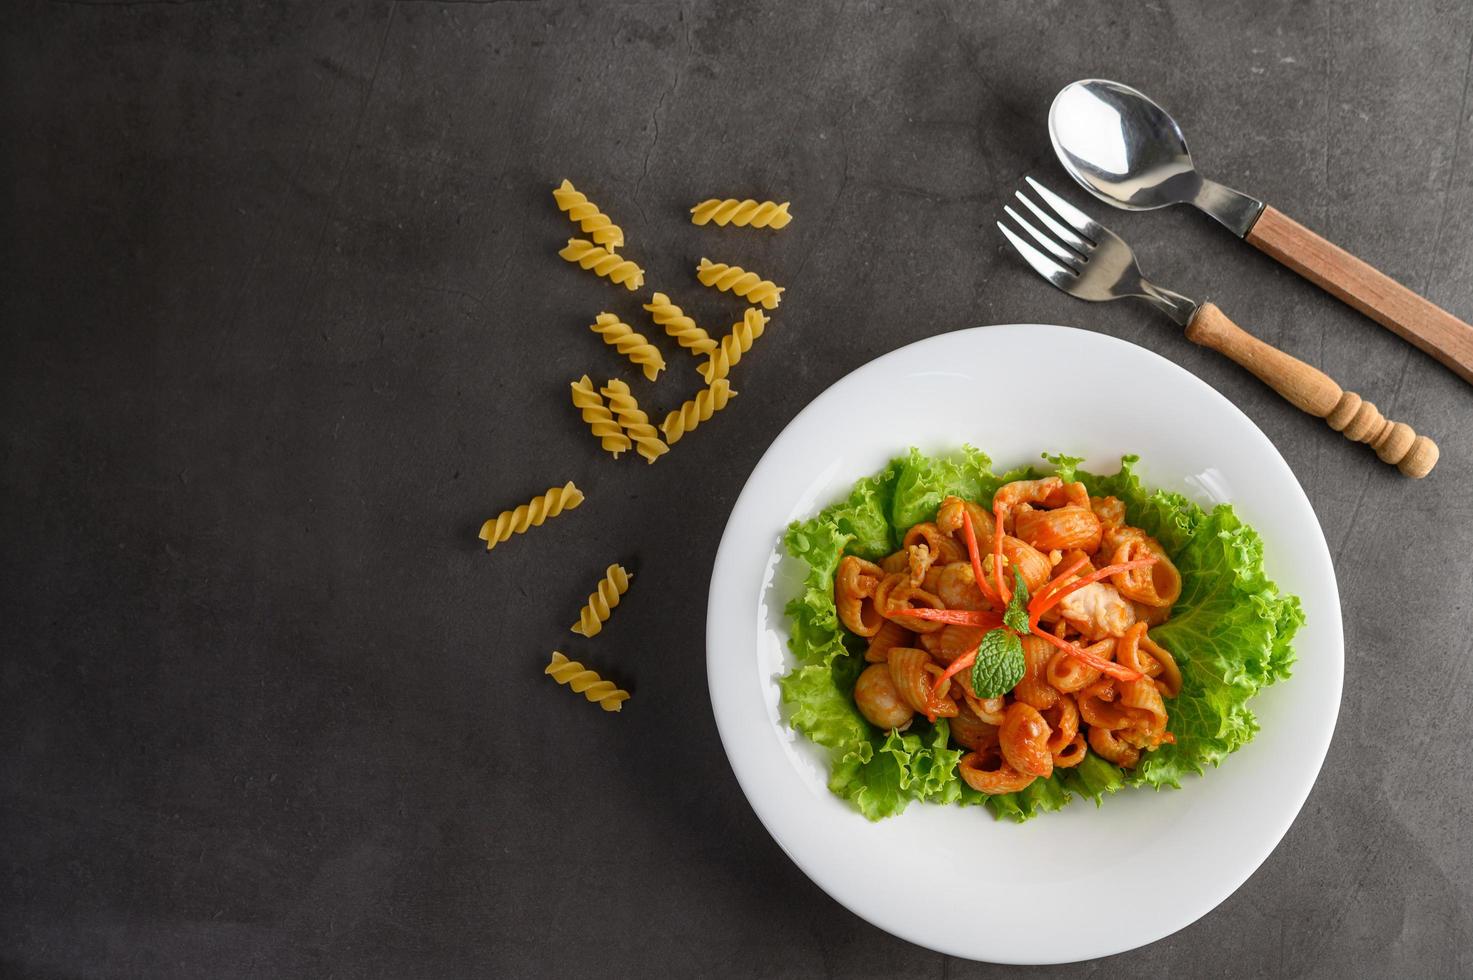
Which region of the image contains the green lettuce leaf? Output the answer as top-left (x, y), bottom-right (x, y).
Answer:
top-left (827, 720), bottom-right (966, 819)
top-left (889, 446), bottom-right (995, 530)
top-left (779, 448), bottom-right (1302, 822)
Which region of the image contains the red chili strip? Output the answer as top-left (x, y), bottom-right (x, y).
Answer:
top-left (898, 608), bottom-right (1004, 627)
top-left (960, 508), bottom-right (1001, 607)
top-left (1029, 625), bottom-right (1143, 682)
top-left (992, 501), bottom-right (1010, 605)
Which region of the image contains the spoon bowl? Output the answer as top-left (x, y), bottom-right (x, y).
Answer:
top-left (1048, 79), bottom-right (1263, 235)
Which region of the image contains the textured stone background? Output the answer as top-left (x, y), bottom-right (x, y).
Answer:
top-left (3, 0), bottom-right (1471, 976)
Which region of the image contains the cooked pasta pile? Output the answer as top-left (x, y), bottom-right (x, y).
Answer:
top-left (834, 475), bottom-right (1185, 795)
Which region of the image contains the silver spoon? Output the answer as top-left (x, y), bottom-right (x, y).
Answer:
top-left (1048, 78), bottom-right (1473, 386)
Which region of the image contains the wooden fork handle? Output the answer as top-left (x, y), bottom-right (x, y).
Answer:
top-left (1185, 303), bottom-right (1440, 478)
top-left (1245, 205), bottom-right (1473, 385)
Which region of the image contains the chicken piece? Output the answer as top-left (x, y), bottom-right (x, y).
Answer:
top-left (1055, 581), bottom-right (1137, 640)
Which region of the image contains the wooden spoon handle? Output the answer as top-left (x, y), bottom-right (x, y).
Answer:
top-left (1245, 205), bottom-right (1473, 385)
top-left (1185, 302), bottom-right (1440, 478)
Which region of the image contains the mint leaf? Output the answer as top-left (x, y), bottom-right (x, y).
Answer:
top-left (971, 628), bottom-right (1024, 697)
top-left (1003, 566), bottom-right (1030, 633)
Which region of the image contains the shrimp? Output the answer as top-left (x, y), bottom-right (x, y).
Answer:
top-left (933, 561), bottom-right (990, 611)
top-left (853, 663), bottom-right (914, 729)
top-left (1089, 495), bottom-right (1126, 528)
top-left (1056, 580), bottom-right (1137, 639)
top-left (906, 543), bottom-right (934, 587)
top-left (999, 702), bottom-right (1054, 778)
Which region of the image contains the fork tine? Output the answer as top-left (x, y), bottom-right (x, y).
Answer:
top-left (1002, 205), bottom-right (1081, 268)
top-left (1024, 176), bottom-right (1106, 242)
top-left (1015, 191), bottom-right (1091, 253)
top-left (997, 221), bottom-right (1076, 290)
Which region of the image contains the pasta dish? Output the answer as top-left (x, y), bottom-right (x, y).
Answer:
top-left (780, 449), bottom-right (1302, 822)
top-left (838, 477), bottom-right (1181, 795)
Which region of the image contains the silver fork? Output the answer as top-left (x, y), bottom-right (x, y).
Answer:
top-left (997, 177), bottom-right (1439, 479)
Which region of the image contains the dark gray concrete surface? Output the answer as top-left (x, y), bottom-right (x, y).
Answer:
top-left (3, 0), bottom-right (1472, 977)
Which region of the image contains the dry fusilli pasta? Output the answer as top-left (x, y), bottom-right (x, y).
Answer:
top-left (479, 481), bottom-right (584, 551)
top-left (545, 651), bottom-right (630, 712)
top-left (590, 313), bottom-right (666, 382)
top-left (553, 179), bottom-right (625, 249)
top-left (643, 292), bottom-right (716, 356)
top-left (570, 374), bottom-right (631, 457)
top-left (699, 308), bottom-right (769, 383)
top-left (695, 258), bottom-right (783, 309)
top-left (560, 239), bottom-right (645, 291)
top-left (690, 199), bottom-right (792, 229)
top-left (571, 563), bottom-right (632, 637)
top-left (661, 379), bottom-right (736, 444)
top-left (600, 379), bottom-right (669, 464)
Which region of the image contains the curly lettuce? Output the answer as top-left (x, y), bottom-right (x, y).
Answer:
top-left (778, 448), bottom-right (1304, 822)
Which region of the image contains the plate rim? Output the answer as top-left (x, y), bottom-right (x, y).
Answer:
top-left (705, 323), bottom-right (1344, 964)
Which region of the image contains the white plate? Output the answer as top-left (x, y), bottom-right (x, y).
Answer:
top-left (706, 325), bottom-right (1343, 965)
